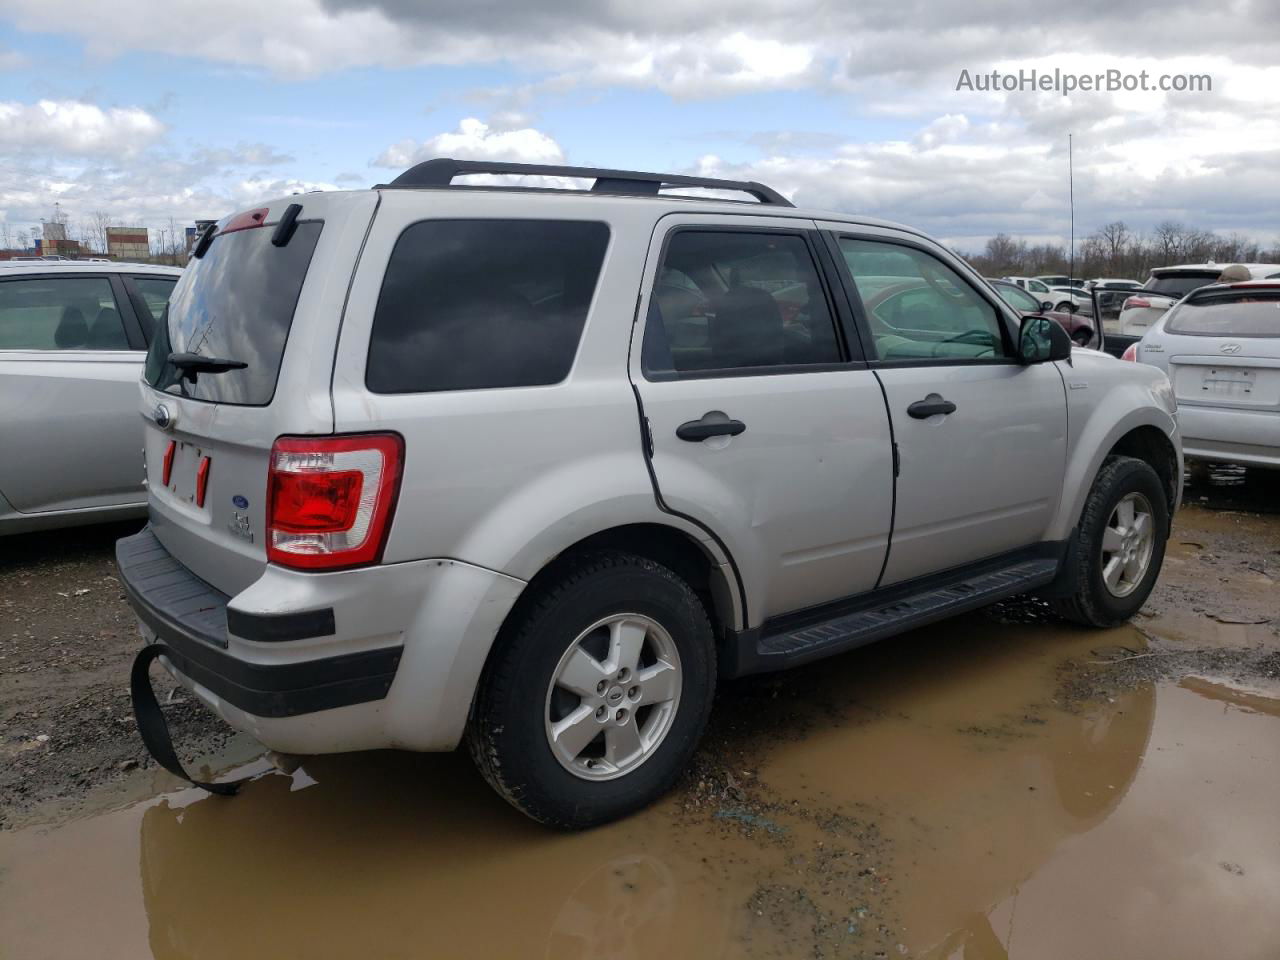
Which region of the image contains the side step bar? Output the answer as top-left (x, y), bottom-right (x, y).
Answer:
top-left (726, 554), bottom-right (1061, 676)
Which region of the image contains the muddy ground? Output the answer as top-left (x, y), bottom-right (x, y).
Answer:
top-left (1, 465), bottom-right (1278, 959)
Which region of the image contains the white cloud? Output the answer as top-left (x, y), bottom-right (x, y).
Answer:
top-left (374, 117), bottom-right (566, 168)
top-left (0, 99), bottom-right (165, 155)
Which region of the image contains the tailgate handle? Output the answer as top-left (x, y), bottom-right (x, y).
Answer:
top-left (677, 413), bottom-right (746, 442)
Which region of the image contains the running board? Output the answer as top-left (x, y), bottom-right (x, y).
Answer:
top-left (726, 555), bottom-right (1061, 676)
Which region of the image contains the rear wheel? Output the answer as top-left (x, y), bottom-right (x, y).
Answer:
top-left (468, 551), bottom-right (715, 828)
top-left (1051, 456), bottom-right (1169, 627)
top-left (1055, 300), bottom-right (1077, 314)
top-left (1071, 327), bottom-right (1093, 347)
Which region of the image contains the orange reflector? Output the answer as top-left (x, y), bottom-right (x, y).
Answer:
top-left (161, 441), bottom-right (176, 487)
top-left (195, 456), bottom-right (211, 508)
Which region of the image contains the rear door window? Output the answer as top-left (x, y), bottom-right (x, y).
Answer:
top-left (0, 276), bottom-right (129, 350)
top-left (1166, 291), bottom-right (1280, 337)
top-left (145, 221), bottom-right (322, 405)
top-left (366, 220), bottom-right (609, 393)
top-left (641, 230), bottom-right (842, 377)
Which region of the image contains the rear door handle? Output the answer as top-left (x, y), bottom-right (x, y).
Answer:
top-left (906, 394), bottom-right (957, 419)
top-left (676, 414), bottom-right (747, 442)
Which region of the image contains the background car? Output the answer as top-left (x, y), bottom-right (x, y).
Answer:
top-left (987, 279), bottom-right (1097, 347)
top-left (0, 260), bottom-right (181, 533)
top-left (1086, 278), bottom-right (1141, 292)
top-left (1123, 279), bottom-right (1280, 470)
top-left (1003, 276), bottom-right (1057, 301)
top-left (1036, 275), bottom-right (1087, 290)
top-left (1046, 285), bottom-right (1093, 315)
top-left (1102, 262), bottom-right (1280, 359)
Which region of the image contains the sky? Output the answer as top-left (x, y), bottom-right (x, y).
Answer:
top-left (0, 0), bottom-right (1277, 252)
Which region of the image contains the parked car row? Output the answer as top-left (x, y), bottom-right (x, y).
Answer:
top-left (0, 260), bottom-right (181, 533)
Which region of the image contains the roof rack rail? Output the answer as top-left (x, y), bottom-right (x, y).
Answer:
top-left (378, 157), bottom-right (794, 207)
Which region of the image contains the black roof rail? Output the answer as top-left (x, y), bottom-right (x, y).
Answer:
top-left (378, 157), bottom-right (794, 207)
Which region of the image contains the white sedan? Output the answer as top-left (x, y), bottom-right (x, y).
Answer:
top-left (1125, 278), bottom-right (1280, 469)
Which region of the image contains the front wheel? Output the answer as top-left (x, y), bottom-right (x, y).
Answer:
top-left (1071, 327), bottom-right (1094, 347)
top-left (1055, 301), bottom-right (1078, 314)
top-left (1051, 456), bottom-right (1169, 627)
top-left (467, 551), bottom-right (716, 828)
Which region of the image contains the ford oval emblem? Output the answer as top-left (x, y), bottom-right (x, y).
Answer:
top-left (153, 403), bottom-right (174, 430)
top-left (232, 495), bottom-right (249, 509)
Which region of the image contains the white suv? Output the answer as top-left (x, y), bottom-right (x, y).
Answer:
top-left (117, 160), bottom-right (1182, 827)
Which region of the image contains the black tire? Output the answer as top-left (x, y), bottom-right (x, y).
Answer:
top-left (1050, 456), bottom-right (1169, 627)
top-left (1055, 301), bottom-right (1077, 314)
top-left (467, 550), bottom-right (716, 829)
top-left (1071, 327), bottom-right (1093, 347)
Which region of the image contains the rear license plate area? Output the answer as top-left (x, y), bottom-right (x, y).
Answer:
top-left (162, 441), bottom-right (211, 510)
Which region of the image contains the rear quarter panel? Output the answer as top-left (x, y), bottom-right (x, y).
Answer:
top-left (330, 190), bottom-right (691, 581)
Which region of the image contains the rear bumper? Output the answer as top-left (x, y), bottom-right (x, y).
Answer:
top-left (117, 528), bottom-right (401, 719)
top-left (116, 525), bottom-right (527, 754)
top-left (1178, 405), bottom-right (1280, 469)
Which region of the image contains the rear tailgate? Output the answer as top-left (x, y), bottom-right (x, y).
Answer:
top-left (141, 191), bottom-right (379, 597)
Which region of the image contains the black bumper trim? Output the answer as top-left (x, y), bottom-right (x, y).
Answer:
top-left (226, 605), bottom-right (336, 643)
top-left (116, 527), bottom-right (401, 719)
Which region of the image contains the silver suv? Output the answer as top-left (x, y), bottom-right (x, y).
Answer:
top-left (117, 159), bottom-right (1182, 827)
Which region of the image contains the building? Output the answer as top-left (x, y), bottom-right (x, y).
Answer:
top-left (107, 226), bottom-right (150, 261)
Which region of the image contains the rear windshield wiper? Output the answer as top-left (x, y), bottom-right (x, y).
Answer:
top-left (168, 352), bottom-right (248, 384)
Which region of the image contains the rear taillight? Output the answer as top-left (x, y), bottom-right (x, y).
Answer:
top-left (1123, 296), bottom-right (1151, 310)
top-left (1121, 344), bottom-right (1138, 362)
top-left (266, 433), bottom-right (404, 570)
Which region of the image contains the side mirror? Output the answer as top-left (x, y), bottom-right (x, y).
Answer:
top-left (1040, 300), bottom-right (1054, 312)
top-left (1019, 315), bottom-right (1073, 364)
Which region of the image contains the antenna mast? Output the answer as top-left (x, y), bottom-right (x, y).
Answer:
top-left (1068, 133), bottom-right (1075, 283)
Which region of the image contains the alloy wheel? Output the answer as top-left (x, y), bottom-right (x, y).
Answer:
top-left (544, 614), bottom-right (682, 781)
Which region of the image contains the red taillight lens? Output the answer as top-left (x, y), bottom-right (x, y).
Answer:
top-left (195, 456), bottom-right (211, 507)
top-left (266, 433), bottom-right (403, 571)
top-left (161, 440), bottom-right (176, 487)
top-left (270, 471), bottom-right (362, 532)
top-left (1123, 296), bottom-right (1151, 310)
top-left (1121, 344), bottom-right (1138, 362)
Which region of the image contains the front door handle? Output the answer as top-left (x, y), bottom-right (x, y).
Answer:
top-left (907, 394), bottom-right (957, 419)
top-left (676, 414), bottom-right (747, 442)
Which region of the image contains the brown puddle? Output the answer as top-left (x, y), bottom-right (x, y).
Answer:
top-left (3, 619), bottom-right (1279, 960)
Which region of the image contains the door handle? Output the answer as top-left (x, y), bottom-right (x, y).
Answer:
top-left (906, 394), bottom-right (957, 419)
top-left (676, 414), bottom-right (747, 442)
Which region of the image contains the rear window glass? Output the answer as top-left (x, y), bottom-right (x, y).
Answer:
top-left (366, 220), bottom-right (609, 394)
top-left (1166, 292), bottom-right (1280, 337)
top-left (144, 221), bottom-right (322, 405)
top-left (0, 276), bottom-right (128, 350)
top-left (1146, 273), bottom-right (1218, 298)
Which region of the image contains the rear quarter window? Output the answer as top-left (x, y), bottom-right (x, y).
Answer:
top-left (365, 219), bottom-right (610, 393)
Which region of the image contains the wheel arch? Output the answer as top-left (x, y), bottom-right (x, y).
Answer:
top-left (506, 522), bottom-right (744, 642)
top-left (1049, 400), bottom-right (1182, 541)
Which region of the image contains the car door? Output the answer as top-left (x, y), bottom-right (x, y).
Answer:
top-left (630, 215), bottom-right (895, 626)
top-left (823, 226), bottom-right (1068, 585)
top-left (0, 272), bottom-right (150, 514)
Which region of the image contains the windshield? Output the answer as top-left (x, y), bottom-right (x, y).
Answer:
top-left (1166, 291), bottom-right (1280, 337)
top-left (1146, 272), bottom-right (1219, 298)
top-left (144, 221), bottom-right (322, 405)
